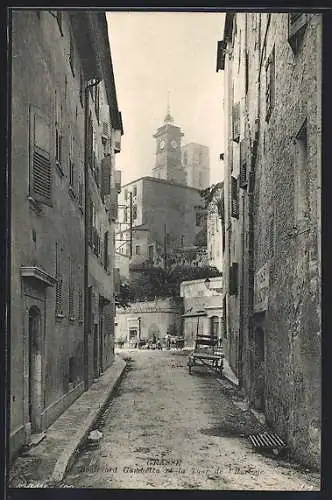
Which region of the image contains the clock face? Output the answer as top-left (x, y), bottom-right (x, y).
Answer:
top-left (171, 140), bottom-right (178, 149)
top-left (159, 139), bottom-right (165, 150)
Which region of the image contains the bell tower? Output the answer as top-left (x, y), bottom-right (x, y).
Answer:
top-left (152, 93), bottom-right (186, 185)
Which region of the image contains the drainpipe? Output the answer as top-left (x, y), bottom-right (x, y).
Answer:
top-left (84, 78), bottom-right (100, 392)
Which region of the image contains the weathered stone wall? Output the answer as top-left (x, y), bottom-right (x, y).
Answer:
top-left (115, 299), bottom-right (182, 345)
top-left (222, 12), bottom-right (321, 469)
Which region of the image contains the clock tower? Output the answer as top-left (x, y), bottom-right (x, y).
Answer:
top-left (152, 100), bottom-right (186, 185)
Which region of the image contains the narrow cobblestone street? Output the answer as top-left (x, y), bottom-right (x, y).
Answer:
top-left (62, 350), bottom-right (320, 490)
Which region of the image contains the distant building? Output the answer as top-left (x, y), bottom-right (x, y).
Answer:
top-left (10, 10), bottom-right (123, 461)
top-left (207, 182), bottom-right (224, 272)
top-left (152, 105), bottom-right (186, 185)
top-left (116, 176), bottom-right (205, 269)
top-left (180, 277), bottom-right (224, 347)
top-left (181, 143), bottom-right (210, 189)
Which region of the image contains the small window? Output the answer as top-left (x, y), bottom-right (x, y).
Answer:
top-left (196, 212), bottom-right (201, 226)
top-left (133, 186), bottom-right (137, 197)
top-left (136, 245), bottom-right (140, 255)
top-left (183, 151), bottom-right (188, 165)
top-left (132, 205), bottom-right (137, 220)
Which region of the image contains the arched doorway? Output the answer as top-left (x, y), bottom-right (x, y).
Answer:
top-left (28, 306), bottom-right (42, 433)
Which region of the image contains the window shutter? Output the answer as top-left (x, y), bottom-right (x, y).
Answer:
top-left (232, 102), bottom-right (240, 142)
top-left (231, 176), bottom-right (239, 218)
top-left (216, 40), bottom-right (227, 72)
top-left (56, 275), bottom-right (63, 315)
top-left (30, 108), bottom-right (52, 205)
top-left (288, 13), bottom-right (307, 49)
top-left (101, 156), bottom-right (111, 198)
top-left (229, 262), bottom-right (238, 296)
top-left (104, 231), bottom-right (109, 270)
top-left (239, 140), bottom-right (248, 189)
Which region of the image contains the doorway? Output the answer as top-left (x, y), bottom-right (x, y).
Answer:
top-left (28, 306), bottom-right (42, 433)
top-left (254, 323), bottom-right (265, 411)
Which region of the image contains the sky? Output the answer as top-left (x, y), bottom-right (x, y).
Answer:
top-left (106, 11), bottom-right (226, 186)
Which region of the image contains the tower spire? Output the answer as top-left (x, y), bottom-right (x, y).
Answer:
top-left (164, 90), bottom-right (174, 124)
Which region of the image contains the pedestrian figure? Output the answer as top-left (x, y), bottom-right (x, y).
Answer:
top-left (166, 333), bottom-right (171, 350)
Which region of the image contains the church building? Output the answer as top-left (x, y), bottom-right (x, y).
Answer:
top-left (116, 106), bottom-right (209, 271)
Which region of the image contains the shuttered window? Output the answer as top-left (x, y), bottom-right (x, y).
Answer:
top-left (239, 141), bottom-right (248, 189)
top-left (30, 106), bottom-right (52, 205)
top-left (231, 176), bottom-right (239, 218)
top-left (68, 256), bottom-right (74, 319)
top-left (232, 102), bottom-right (240, 142)
top-left (265, 47), bottom-right (275, 122)
top-left (229, 263), bottom-right (239, 296)
top-left (101, 156), bottom-right (111, 198)
top-left (104, 231), bottom-right (109, 270)
top-left (55, 242), bottom-right (63, 316)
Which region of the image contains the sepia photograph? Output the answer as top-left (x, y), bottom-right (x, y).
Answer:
top-left (7, 8), bottom-right (322, 491)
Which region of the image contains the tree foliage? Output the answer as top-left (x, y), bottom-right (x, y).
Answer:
top-left (115, 265), bottom-right (222, 305)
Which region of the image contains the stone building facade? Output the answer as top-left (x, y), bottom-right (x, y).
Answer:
top-left (180, 277), bottom-right (224, 348)
top-left (10, 10), bottom-right (123, 460)
top-left (217, 12), bottom-right (321, 469)
top-left (115, 299), bottom-right (182, 347)
top-left (116, 176), bottom-right (206, 269)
